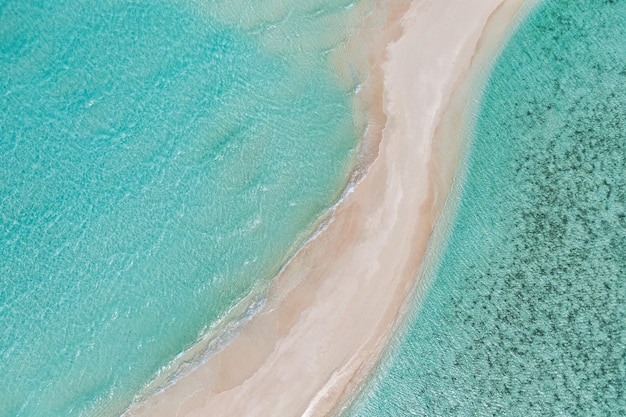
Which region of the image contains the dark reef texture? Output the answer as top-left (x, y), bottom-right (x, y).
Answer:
top-left (346, 0), bottom-right (625, 415)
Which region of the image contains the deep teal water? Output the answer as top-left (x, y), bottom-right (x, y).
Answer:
top-left (345, 0), bottom-right (625, 415)
top-left (0, 0), bottom-right (367, 415)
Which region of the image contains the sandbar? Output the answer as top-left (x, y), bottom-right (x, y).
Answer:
top-left (124, 0), bottom-right (531, 415)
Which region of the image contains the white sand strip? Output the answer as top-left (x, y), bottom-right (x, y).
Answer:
top-left (124, 0), bottom-right (530, 416)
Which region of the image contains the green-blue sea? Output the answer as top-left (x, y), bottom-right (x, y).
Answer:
top-left (344, 0), bottom-right (625, 416)
top-left (0, 0), bottom-right (372, 415)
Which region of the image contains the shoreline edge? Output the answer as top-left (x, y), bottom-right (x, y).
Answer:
top-left (125, 1), bottom-right (534, 416)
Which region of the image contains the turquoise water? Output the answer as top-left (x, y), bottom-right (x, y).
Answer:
top-left (0, 0), bottom-right (369, 415)
top-left (344, 0), bottom-right (625, 415)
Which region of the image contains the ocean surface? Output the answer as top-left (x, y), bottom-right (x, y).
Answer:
top-left (344, 0), bottom-right (625, 415)
top-left (0, 0), bottom-right (371, 415)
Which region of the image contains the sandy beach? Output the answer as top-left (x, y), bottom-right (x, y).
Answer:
top-left (125, 0), bottom-right (529, 416)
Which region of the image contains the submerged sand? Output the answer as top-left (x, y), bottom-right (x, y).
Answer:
top-left (125, 0), bottom-right (530, 415)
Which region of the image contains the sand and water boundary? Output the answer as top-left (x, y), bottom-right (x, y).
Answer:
top-left (124, 1), bottom-right (536, 415)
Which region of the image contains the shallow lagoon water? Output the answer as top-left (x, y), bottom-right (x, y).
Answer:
top-left (0, 0), bottom-right (367, 415)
